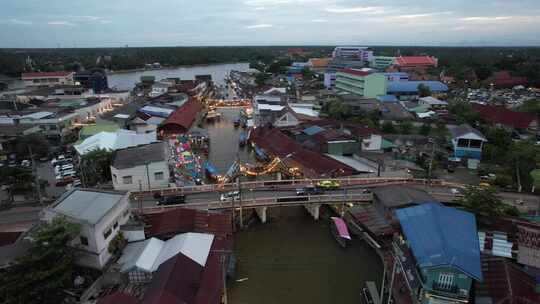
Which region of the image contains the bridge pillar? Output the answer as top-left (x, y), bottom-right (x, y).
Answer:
top-left (276, 172), bottom-right (282, 181)
top-left (304, 204), bottom-right (320, 220)
top-left (255, 206), bottom-right (267, 223)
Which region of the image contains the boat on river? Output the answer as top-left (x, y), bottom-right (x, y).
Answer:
top-left (239, 131), bottom-right (247, 147)
top-left (205, 110), bottom-right (221, 122)
top-left (204, 161), bottom-right (219, 180)
top-left (362, 281), bottom-right (381, 304)
top-left (330, 217), bottom-right (351, 248)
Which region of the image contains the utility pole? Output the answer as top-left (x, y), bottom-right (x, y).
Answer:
top-left (386, 259), bottom-right (397, 304)
top-left (28, 146), bottom-right (43, 206)
top-left (145, 162), bottom-right (151, 190)
top-left (427, 138), bottom-right (435, 186)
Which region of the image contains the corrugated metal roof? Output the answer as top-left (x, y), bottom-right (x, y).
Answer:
top-left (396, 203), bottom-right (483, 281)
top-left (53, 189), bottom-right (125, 224)
top-left (303, 125), bottom-right (325, 136)
top-left (387, 81), bottom-right (448, 93)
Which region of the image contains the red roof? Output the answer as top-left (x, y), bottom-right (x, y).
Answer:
top-left (144, 208), bottom-right (232, 238)
top-left (395, 56), bottom-right (437, 67)
top-left (348, 126), bottom-right (380, 138)
top-left (98, 292), bottom-right (139, 304)
top-left (21, 71), bottom-right (73, 79)
top-left (490, 71), bottom-right (528, 88)
top-left (341, 68), bottom-right (372, 77)
top-left (472, 104), bottom-right (536, 129)
top-left (250, 127), bottom-right (356, 178)
top-left (159, 98), bottom-right (203, 134)
top-left (142, 237), bottom-right (228, 304)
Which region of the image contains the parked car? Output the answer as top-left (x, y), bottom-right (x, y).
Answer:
top-left (220, 191), bottom-right (240, 202)
top-left (296, 186), bottom-right (324, 196)
top-left (316, 180), bottom-right (341, 190)
top-left (157, 195), bottom-right (186, 206)
top-left (56, 176), bottom-right (75, 187)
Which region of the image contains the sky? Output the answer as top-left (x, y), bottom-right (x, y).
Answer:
top-left (1, 0), bottom-right (540, 47)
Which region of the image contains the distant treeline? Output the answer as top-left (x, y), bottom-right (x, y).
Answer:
top-left (0, 46), bottom-right (539, 85)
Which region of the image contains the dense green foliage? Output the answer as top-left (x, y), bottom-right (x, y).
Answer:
top-left (80, 148), bottom-right (113, 186)
top-left (458, 186), bottom-right (520, 217)
top-left (0, 217), bottom-right (80, 304)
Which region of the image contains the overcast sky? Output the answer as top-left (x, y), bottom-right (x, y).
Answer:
top-left (1, 0), bottom-right (540, 48)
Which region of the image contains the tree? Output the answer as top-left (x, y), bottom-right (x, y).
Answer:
top-left (474, 66), bottom-right (493, 81)
top-left (321, 99), bottom-right (351, 120)
top-left (457, 186), bottom-right (519, 218)
top-left (381, 121), bottom-right (396, 134)
top-left (0, 217), bottom-right (80, 304)
top-left (419, 123), bottom-right (432, 136)
top-left (254, 72), bottom-right (270, 87)
top-left (14, 134), bottom-right (51, 159)
top-left (301, 67), bottom-right (314, 80)
top-left (417, 84), bottom-right (432, 97)
top-left (398, 121), bottom-right (414, 135)
top-left (80, 149), bottom-right (113, 186)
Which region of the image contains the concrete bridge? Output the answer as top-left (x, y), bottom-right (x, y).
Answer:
top-left (137, 192), bottom-right (373, 223)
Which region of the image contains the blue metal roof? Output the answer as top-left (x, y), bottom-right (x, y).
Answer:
top-left (388, 81), bottom-right (448, 93)
top-left (377, 95), bottom-right (399, 103)
top-left (303, 125), bottom-right (325, 136)
top-left (396, 203), bottom-right (483, 281)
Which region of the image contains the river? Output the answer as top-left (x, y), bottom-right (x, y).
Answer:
top-left (203, 107), bottom-right (256, 175)
top-left (108, 62), bottom-right (250, 90)
top-left (228, 206), bottom-right (383, 304)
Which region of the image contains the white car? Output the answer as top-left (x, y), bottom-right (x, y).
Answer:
top-left (220, 191), bottom-right (240, 202)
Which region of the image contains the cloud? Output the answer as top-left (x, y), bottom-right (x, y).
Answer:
top-left (311, 19), bottom-right (327, 23)
top-left (47, 21), bottom-right (77, 26)
top-left (244, 0), bottom-right (289, 6)
top-left (394, 11), bottom-right (453, 19)
top-left (245, 23), bottom-right (273, 29)
top-left (324, 6), bottom-right (386, 14)
top-left (253, 6), bottom-right (266, 10)
top-left (9, 19), bottom-right (32, 25)
top-left (460, 16), bottom-right (513, 22)
top-left (99, 20), bottom-right (113, 24)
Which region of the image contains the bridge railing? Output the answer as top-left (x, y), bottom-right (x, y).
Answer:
top-left (129, 177), bottom-right (456, 199)
top-left (135, 193), bottom-right (373, 214)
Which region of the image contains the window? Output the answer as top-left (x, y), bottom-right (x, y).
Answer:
top-left (49, 125), bottom-right (57, 130)
top-left (437, 273), bottom-right (454, 290)
top-left (154, 172), bottom-right (164, 180)
top-left (113, 222), bottom-right (118, 229)
top-left (123, 176), bottom-right (133, 184)
top-left (103, 228), bottom-right (112, 239)
top-left (470, 139), bottom-right (482, 149)
top-left (457, 138), bottom-right (469, 148)
top-left (80, 236), bottom-right (88, 246)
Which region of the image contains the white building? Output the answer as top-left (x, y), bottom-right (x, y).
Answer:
top-left (21, 71), bottom-right (75, 87)
top-left (118, 232), bottom-right (214, 283)
top-left (149, 82), bottom-right (173, 98)
top-left (332, 46), bottom-right (374, 62)
top-left (74, 129), bottom-right (159, 156)
top-left (111, 142), bottom-right (170, 191)
top-left (41, 189), bottom-right (131, 269)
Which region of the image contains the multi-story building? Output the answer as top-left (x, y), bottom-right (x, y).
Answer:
top-left (332, 46), bottom-right (374, 63)
top-left (335, 69), bottom-right (387, 98)
top-left (41, 189), bottom-right (131, 269)
top-left (21, 71), bottom-right (75, 88)
top-left (449, 124), bottom-right (487, 160)
top-left (111, 142), bottom-right (170, 191)
top-left (395, 203), bottom-right (483, 304)
top-left (371, 56), bottom-right (396, 70)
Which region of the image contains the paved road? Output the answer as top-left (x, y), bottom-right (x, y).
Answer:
top-left (0, 206), bottom-right (42, 232)
top-left (131, 185), bottom-right (372, 208)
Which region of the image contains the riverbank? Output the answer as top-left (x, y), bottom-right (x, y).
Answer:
top-left (107, 61), bottom-right (249, 75)
top-left (228, 206), bottom-right (383, 304)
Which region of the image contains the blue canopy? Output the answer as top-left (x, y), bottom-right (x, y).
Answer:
top-left (303, 125), bottom-right (325, 136)
top-left (396, 203), bottom-right (483, 281)
top-left (388, 81), bottom-right (448, 93)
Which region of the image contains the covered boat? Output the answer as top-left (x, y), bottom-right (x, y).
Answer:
top-left (204, 161), bottom-right (219, 180)
top-left (330, 217), bottom-right (351, 248)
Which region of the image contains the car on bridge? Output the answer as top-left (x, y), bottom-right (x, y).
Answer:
top-left (316, 180), bottom-right (341, 190)
top-left (296, 186), bottom-right (324, 196)
top-left (220, 191), bottom-right (240, 202)
top-left (157, 195), bottom-right (186, 206)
